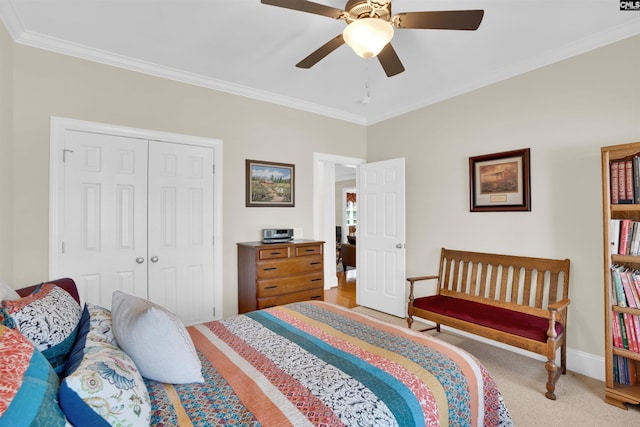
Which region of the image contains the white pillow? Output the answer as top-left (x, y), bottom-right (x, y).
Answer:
top-left (111, 291), bottom-right (203, 384)
top-left (0, 279), bottom-right (19, 301)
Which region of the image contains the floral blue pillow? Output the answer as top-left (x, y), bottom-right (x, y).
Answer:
top-left (1, 283), bottom-right (82, 371)
top-left (59, 304), bottom-right (151, 426)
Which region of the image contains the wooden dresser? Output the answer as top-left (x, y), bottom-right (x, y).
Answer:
top-left (237, 240), bottom-right (325, 314)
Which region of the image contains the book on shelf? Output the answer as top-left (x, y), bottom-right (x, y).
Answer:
top-left (612, 311), bottom-right (623, 348)
top-left (610, 219), bottom-right (621, 255)
top-left (614, 355), bottom-right (638, 385)
top-left (629, 272), bottom-right (640, 307)
top-left (623, 313), bottom-right (638, 352)
top-left (634, 315), bottom-right (640, 353)
top-left (609, 154), bottom-right (640, 205)
top-left (611, 161), bottom-right (619, 204)
top-left (611, 266), bottom-right (628, 308)
top-left (619, 312), bottom-right (630, 350)
top-left (632, 223), bottom-right (640, 255)
top-left (620, 269), bottom-right (638, 308)
top-left (632, 272), bottom-right (640, 305)
top-left (619, 220), bottom-right (630, 255)
top-left (635, 156), bottom-right (640, 204)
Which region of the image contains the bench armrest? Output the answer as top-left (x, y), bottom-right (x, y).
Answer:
top-left (548, 298), bottom-right (570, 313)
top-left (547, 298), bottom-right (571, 339)
top-left (407, 275), bottom-right (439, 306)
top-left (407, 275), bottom-right (439, 283)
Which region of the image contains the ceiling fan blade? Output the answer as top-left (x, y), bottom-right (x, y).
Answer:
top-left (296, 34), bottom-right (345, 69)
top-left (377, 43), bottom-right (405, 77)
top-left (261, 0), bottom-right (345, 19)
top-left (393, 10), bottom-right (484, 30)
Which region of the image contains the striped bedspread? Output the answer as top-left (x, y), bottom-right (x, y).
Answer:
top-left (145, 301), bottom-right (513, 426)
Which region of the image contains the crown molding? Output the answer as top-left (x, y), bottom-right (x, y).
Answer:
top-left (0, 0), bottom-right (24, 40)
top-left (6, 26), bottom-right (368, 126)
top-left (367, 19), bottom-right (640, 125)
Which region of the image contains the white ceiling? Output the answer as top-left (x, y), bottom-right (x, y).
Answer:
top-left (1, 1), bottom-right (639, 125)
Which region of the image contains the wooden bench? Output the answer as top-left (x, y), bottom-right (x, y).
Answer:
top-left (407, 248), bottom-right (571, 400)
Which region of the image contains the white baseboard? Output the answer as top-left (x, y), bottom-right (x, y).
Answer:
top-left (434, 325), bottom-right (605, 382)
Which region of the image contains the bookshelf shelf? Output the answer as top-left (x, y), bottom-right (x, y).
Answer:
top-left (613, 347), bottom-right (640, 361)
top-left (612, 305), bottom-right (640, 316)
top-left (612, 204), bottom-right (640, 212)
top-left (611, 254), bottom-right (640, 264)
top-left (602, 142), bottom-right (640, 409)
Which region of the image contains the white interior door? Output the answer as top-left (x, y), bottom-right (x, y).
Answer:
top-left (60, 130), bottom-right (149, 307)
top-left (147, 141), bottom-right (214, 325)
top-left (356, 158), bottom-right (406, 317)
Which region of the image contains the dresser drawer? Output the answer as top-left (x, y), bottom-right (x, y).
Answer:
top-left (257, 273), bottom-right (324, 298)
top-left (295, 244), bottom-right (323, 257)
top-left (257, 255), bottom-right (323, 279)
top-left (257, 247), bottom-right (290, 260)
top-left (257, 288), bottom-right (324, 309)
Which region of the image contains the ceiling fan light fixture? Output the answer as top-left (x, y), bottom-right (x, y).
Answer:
top-left (342, 18), bottom-right (394, 59)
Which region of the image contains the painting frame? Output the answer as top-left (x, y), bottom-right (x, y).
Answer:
top-left (245, 159), bottom-right (295, 207)
top-left (469, 148), bottom-right (531, 212)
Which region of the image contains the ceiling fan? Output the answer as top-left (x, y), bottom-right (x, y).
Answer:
top-left (261, 0), bottom-right (484, 77)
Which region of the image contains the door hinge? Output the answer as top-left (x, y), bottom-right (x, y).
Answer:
top-left (212, 164), bottom-right (215, 174)
top-left (61, 242), bottom-right (65, 254)
top-left (62, 149), bottom-right (74, 162)
top-left (213, 306), bottom-right (216, 318)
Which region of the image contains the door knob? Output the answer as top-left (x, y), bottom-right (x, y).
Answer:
top-left (150, 256), bottom-right (159, 263)
top-left (136, 257), bottom-right (145, 264)
top-left (396, 243), bottom-right (404, 249)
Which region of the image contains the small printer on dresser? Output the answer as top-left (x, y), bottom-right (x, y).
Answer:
top-left (262, 228), bottom-right (294, 244)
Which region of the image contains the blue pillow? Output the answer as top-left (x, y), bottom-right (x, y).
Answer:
top-left (0, 324), bottom-right (68, 426)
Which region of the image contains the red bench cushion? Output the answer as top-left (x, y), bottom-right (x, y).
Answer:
top-left (412, 295), bottom-right (563, 343)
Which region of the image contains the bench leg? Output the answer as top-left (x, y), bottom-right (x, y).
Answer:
top-left (545, 359), bottom-right (563, 400)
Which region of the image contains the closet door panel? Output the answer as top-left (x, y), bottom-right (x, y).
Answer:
top-left (147, 141), bottom-right (215, 325)
top-left (60, 130), bottom-right (148, 307)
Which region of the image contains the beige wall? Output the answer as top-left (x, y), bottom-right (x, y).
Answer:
top-left (3, 23), bottom-right (640, 360)
top-left (368, 35), bottom-right (640, 357)
top-left (5, 43), bottom-right (367, 317)
top-left (0, 25), bottom-right (13, 282)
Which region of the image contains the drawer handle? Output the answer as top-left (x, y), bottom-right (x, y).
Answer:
top-left (310, 262), bottom-right (321, 265)
top-left (263, 267), bottom-right (277, 271)
top-left (270, 252), bottom-right (281, 255)
top-left (264, 285), bottom-right (278, 290)
top-left (305, 249), bottom-right (315, 252)
top-left (311, 278), bottom-right (322, 282)
top-left (310, 296), bottom-right (322, 300)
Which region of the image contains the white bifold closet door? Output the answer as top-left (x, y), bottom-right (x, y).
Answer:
top-left (60, 130), bottom-right (214, 325)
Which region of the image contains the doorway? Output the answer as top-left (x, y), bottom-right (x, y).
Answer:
top-left (313, 153), bottom-right (365, 289)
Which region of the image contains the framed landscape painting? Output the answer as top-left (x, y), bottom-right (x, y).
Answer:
top-left (246, 159), bottom-right (295, 207)
top-left (469, 148), bottom-right (531, 212)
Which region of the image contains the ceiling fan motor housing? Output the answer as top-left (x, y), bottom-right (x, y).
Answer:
top-left (345, 0), bottom-right (391, 21)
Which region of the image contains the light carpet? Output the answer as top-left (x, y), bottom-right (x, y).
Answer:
top-left (351, 305), bottom-right (640, 427)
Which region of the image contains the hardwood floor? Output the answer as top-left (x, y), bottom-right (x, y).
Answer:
top-left (324, 268), bottom-right (357, 308)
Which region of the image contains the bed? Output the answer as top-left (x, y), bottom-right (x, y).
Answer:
top-left (1, 278), bottom-right (514, 426)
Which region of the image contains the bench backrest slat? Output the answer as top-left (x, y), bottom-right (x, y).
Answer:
top-left (436, 248), bottom-right (570, 310)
